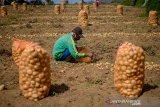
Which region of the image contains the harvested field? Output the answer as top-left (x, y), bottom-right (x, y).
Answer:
top-left (0, 4), bottom-right (160, 107)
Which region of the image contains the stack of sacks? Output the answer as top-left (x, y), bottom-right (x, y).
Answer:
top-left (114, 42), bottom-right (145, 99)
top-left (54, 5), bottom-right (60, 15)
top-left (84, 5), bottom-right (90, 14)
top-left (148, 10), bottom-right (158, 26)
top-left (117, 5), bottom-right (123, 15)
top-left (78, 10), bottom-right (88, 27)
top-left (12, 39), bottom-right (51, 101)
top-left (1, 6), bottom-right (7, 16)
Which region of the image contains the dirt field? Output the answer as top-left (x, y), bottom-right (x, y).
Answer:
top-left (0, 4), bottom-right (160, 107)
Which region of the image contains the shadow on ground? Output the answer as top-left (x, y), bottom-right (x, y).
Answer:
top-left (142, 83), bottom-right (158, 93)
top-left (49, 83), bottom-right (69, 96)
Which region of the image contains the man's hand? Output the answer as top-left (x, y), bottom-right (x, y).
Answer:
top-left (87, 53), bottom-right (93, 57)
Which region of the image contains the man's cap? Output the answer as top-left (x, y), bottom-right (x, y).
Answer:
top-left (72, 27), bottom-right (85, 38)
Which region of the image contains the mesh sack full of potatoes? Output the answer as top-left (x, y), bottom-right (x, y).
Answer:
top-left (22, 3), bottom-right (27, 11)
top-left (116, 5), bottom-right (123, 15)
top-left (13, 3), bottom-right (18, 10)
top-left (60, 2), bottom-right (65, 12)
top-left (12, 39), bottom-right (38, 66)
top-left (78, 10), bottom-right (88, 27)
top-left (12, 39), bottom-right (51, 101)
top-left (84, 5), bottom-right (90, 14)
top-left (54, 5), bottom-right (60, 15)
top-left (114, 42), bottom-right (145, 99)
top-left (148, 10), bottom-right (158, 26)
top-left (93, 2), bottom-right (98, 10)
top-left (78, 2), bottom-right (83, 10)
top-left (1, 6), bottom-right (7, 16)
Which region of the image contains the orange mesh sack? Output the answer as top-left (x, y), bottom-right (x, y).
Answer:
top-left (12, 39), bottom-right (38, 66)
top-left (78, 10), bottom-right (88, 27)
top-left (93, 2), bottom-right (97, 10)
top-left (1, 6), bottom-right (7, 16)
top-left (19, 44), bottom-right (51, 101)
top-left (78, 2), bottom-right (83, 10)
top-left (54, 5), bottom-right (60, 15)
top-left (12, 39), bottom-right (51, 101)
top-left (148, 10), bottom-right (158, 26)
top-left (22, 3), bottom-right (27, 11)
top-left (117, 5), bottom-right (123, 15)
top-left (75, 47), bottom-right (91, 63)
top-left (84, 5), bottom-right (90, 14)
top-left (11, 1), bottom-right (15, 6)
top-left (60, 2), bottom-right (65, 12)
top-left (13, 3), bottom-right (18, 10)
top-left (114, 42), bottom-right (145, 99)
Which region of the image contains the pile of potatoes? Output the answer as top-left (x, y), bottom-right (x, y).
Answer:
top-left (148, 10), bottom-right (158, 26)
top-left (114, 42), bottom-right (145, 99)
top-left (54, 5), bottom-right (60, 15)
top-left (12, 39), bottom-right (51, 101)
top-left (116, 5), bottom-right (123, 15)
top-left (78, 10), bottom-right (88, 27)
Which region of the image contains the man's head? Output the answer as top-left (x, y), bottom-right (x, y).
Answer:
top-left (72, 27), bottom-right (84, 40)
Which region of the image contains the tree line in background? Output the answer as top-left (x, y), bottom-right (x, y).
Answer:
top-left (1, 0), bottom-right (160, 17)
top-left (146, 0), bottom-right (160, 17)
top-left (2, 0), bottom-right (55, 5)
top-left (122, 0), bottom-right (160, 17)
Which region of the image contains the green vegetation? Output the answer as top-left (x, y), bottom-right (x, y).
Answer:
top-left (122, 0), bottom-right (160, 17)
top-left (121, 0), bottom-right (131, 6)
top-left (121, 0), bottom-right (145, 6)
top-left (146, 0), bottom-right (160, 17)
top-left (136, 0), bottom-right (145, 7)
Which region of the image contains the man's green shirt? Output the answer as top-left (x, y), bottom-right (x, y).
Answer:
top-left (52, 33), bottom-right (87, 60)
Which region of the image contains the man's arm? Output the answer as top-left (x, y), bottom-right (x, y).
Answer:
top-left (68, 36), bottom-right (87, 59)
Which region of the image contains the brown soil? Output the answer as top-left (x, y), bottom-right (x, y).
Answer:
top-left (0, 4), bottom-right (160, 107)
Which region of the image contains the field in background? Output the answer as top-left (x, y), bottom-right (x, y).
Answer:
top-left (0, 4), bottom-right (160, 107)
